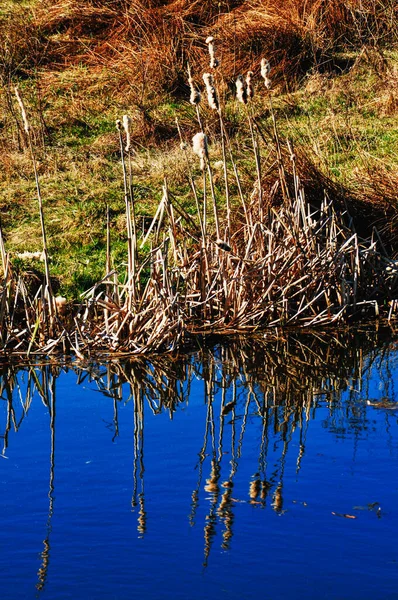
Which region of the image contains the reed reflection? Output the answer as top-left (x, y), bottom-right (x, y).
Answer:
top-left (0, 327), bottom-right (397, 574)
top-left (0, 364), bottom-right (58, 593)
top-left (36, 366), bottom-right (57, 593)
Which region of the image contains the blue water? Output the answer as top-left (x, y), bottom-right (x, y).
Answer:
top-left (1, 334), bottom-right (398, 599)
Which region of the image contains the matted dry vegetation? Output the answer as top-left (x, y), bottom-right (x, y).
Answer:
top-left (2, 0), bottom-right (397, 90)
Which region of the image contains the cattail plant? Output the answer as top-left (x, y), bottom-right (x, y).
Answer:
top-left (203, 68), bottom-right (233, 239)
top-left (123, 114), bottom-right (132, 152)
top-left (3, 41), bottom-right (398, 358)
top-left (258, 59), bottom-right (287, 202)
top-left (176, 119), bottom-right (205, 242)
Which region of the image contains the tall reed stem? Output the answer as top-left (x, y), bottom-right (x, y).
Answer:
top-left (116, 121), bottom-right (136, 307)
top-left (14, 87), bottom-right (54, 319)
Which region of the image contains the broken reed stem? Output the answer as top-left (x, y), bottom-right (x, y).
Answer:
top-left (14, 87), bottom-right (54, 320)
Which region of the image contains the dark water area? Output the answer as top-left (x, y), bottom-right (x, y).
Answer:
top-left (1, 329), bottom-right (398, 599)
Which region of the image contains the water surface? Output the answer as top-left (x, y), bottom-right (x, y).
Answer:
top-left (1, 330), bottom-right (398, 599)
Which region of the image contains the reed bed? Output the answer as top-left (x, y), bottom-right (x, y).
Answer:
top-left (1, 49), bottom-right (398, 358)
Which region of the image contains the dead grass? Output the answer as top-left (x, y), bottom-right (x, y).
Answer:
top-left (2, 0), bottom-right (397, 95)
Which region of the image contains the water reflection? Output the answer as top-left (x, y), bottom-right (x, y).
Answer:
top-left (0, 327), bottom-right (397, 584)
top-left (36, 368), bottom-right (56, 592)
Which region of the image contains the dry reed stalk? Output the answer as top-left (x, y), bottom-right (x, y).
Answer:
top-left (104, 203), bottom-right (112, 337)
top-left (116, 118), bottom-right (136, 308)
top-left (123, 115), bottom-right (138, 287)
top-left (14, 87), bottom-right (54, 323)
top-left (175, 119), bottom-right (205, 241)
top-left (0, 217), bottom-right (7, 274)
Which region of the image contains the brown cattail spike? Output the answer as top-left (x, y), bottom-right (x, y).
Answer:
top-left (122, 114), bottom-right (132, 152)
top-left (205, 36), bottom-right (219, 69)
top-left (261, 59), bottom-right (272, 90)
top-left (236, 75), bottom-right (247, 105)
top-left (188, 76), bottom-right (201, 105)
top-left (246, 71), bottom-right (254, 100)
top-left (203, 73), bottom-right (219, 111)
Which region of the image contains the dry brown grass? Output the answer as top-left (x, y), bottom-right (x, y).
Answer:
top-left (2, 0), bottom-right (396, 95)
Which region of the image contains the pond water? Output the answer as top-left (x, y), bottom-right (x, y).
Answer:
top-left (1, 330), bottom-right (398, 600)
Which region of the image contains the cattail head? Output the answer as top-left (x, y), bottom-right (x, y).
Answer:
top-left (246, 71), bottom-right (254, 100)
top-left (192, 132), bottom-right (208, 171)
top-left (122, 114), bottom-right (132, 152)
top-left (203, 72), bottom-right (213, 87)
top-left (203, 73), bottom-right (219, 110)
top-left (205, 35), bottom-right (219, 69)
top-left (188, 76), bottom-right (201, 105)
top-left (14, 86), bottom-right (30, 133)
top-left (236, 74), bottom-right (247, 105)
top-left (261, 58), bottom-right (271, 90)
